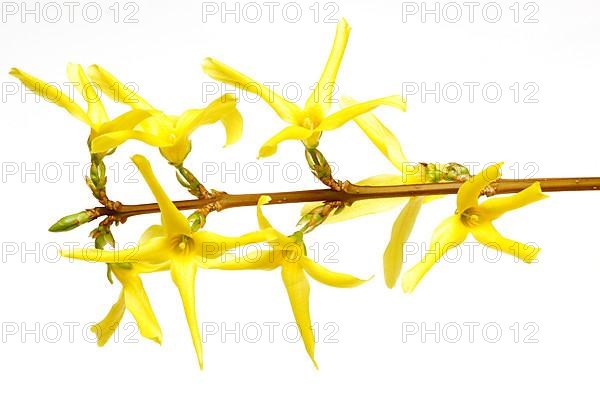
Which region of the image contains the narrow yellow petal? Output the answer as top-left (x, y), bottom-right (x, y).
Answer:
top-left (112, 268), bottom-right (162, 344)
top-left (281, 263), bottom-right (318, 368)
top-left (61, 237), bottom-right (170, 264)
top-left (256, 195), bottom-right (273, 230)
top-left (91, 291), bottom-right (126, 346)
top-left (97, 109), bottom-right (152, 135)
top-left (176, 94), bottom-right (243, 146)
top-left (258, 126), bottom-right (312, 158)
top-left (340, 96), bottom-right (408, 170)
top-left (471, 222), bottom-right (540, 263)
top-left (205, 249), bottom-right (280, 270)
top-left (87, 64), bottom-right (153, 110)
top-left (66, 63), bottom-right (108, 124)
top-left (401, 215), bottom-right (467, 293)
top-left (383, 196), bottom-right (424, 289)
top-left (301, 174), bottom-right (408, 224)
top-left (171, 258), bottom-right (203, 369)
top-left (317, 95), bottom-right (407, 132)
top-left (91, 130), bottom-right (172, 153)
top-left (220, 107), bottom-right (243, 146)
top-left (479, 182), bottom-right (548, 221)
top-left (10, 68), bottom-right (90, 126)
top-left (131, 155), bottom-right (191, 236)
top-left (304, 18), bottom-right (351, 119)
top-left (202, 57), bottom-right (303, 125)
top-left (300, 256), bottom-right (368, 288)
top-left (195, 230), bottom-right (271, 260)
top-left (457, 163), bottom-right (503, 214)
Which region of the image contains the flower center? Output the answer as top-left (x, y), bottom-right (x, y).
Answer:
top-left (171, 235), bottom-right (195, 256)
top-left (460, 207), bottom-right (481, 228)
top-left (302, 117), bottom-right (315, 130)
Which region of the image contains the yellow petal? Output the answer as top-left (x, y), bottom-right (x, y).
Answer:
top-left (10, 68), bottom-right (90, 126)
top-left (195, 230), bottom-right (271, 260)
top-left (220, 107), bottom-right (243, 146)
top-left (66, 63), bottom-right (108, 125)
top-left (171, 258), bottom-right (203, 369)
top-left (479, 182), bottom-right (548, 221)
top-left (139, 224), bottom-right (166, 243)
top-left (176, 94), bottom-right (243, 146)
top-left (258, 126), bottom-right (312, 158)
top-left (255, 196), bottom-right (289, 244)
top-left (304, 18), bottom-right (350, 120)
top-left (340, 96), bottom-right (407, 170)
top-left (300, 256), bottom-right (368, 288)
top-left (131, 155), bottom-right (191, 236)
top-left (61, 236), bottom-right (170, 264)
top-left (205, 249), bottom-right (281, 270)
top-left (112, 267), bottom-right (162, 344)
top-left (202, 57), bottom-right (303, 125)
top-left (383, 196), bottom-right (424, 289)
top-left (87, 64), bottom-right (153, 110)
top-left (91, 291), bottom-right (126, 346)
top-left (257, 195), bottom-right (273, 230)
top-left (457, 163), bottom-right (503, 214)
top-left (97, 109), bottom-right (152, 135)
top-left (91, 130), bottom-right (172, 153)
top-left (471, 222), bottom-right (540, 263)
top-left (401, 215), bottom-right (467, 293)
top-left (281, 262), bottom-right (318, 368)
top-left (317, 95), bottom-right (407, 131)
top-left (302, 175), bottom-right (408, 224)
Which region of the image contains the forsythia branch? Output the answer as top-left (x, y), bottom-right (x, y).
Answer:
top-left (78, 177), bottom-right (600, 223)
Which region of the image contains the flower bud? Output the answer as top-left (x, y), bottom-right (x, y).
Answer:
top-left (49, 210), bottom-right (95, 232)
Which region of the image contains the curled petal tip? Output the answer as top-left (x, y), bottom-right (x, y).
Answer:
top-left (258, 145), bottom-right (276, 159)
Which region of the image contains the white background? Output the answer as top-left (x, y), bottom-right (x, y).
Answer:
top-left (1, 0), bottom-right (600, 398)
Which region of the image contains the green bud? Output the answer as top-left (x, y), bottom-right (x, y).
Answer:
top-left (49, 210), bottom-right (95, 232)
top-left (188, 211), bottom-right (206, 232)
top-left (305, 148), bottom-right (332, 180)
top-left (442, 162), bottom-right (471, 181)
top-left (94, 234), bottom-right (108, 248)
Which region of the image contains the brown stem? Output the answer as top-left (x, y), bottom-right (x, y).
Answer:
top-left (86, 177), bottom-right (600, 221)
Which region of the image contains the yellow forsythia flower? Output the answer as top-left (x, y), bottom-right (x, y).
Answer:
top-left (87, 65), bottom-right (243, 165)
top-left (202, 19), bottom-right (407, 158)
top-left (207, 196), bottom-right (370, 367)
top-left (401, 163), bottom-right (548, 293)
top-left (62, 155), bottom-right (269, 369)
top-left (9, 64), bottom-right (151, 142)
top-left (301, 97), bottom-right (429, 288)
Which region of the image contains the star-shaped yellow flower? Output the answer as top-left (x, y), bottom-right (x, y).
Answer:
top-left (401, 163), bottom-right (548, 293)
top-left (62, 155), bottom-right (270, 369)
top-left (87, 65), bottom-right (243, 165)
top-left (208, 196), bottom-right (370, 367)
top-left (202, 18), bottom-right (407, 158)
top-left (9, 64), bottom-right (151, 143)
top-left (301, 96), bottom-right (443, 288)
